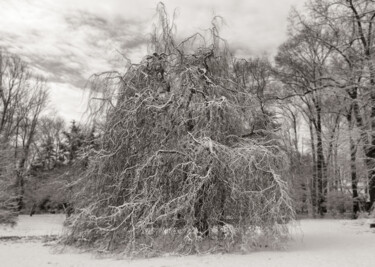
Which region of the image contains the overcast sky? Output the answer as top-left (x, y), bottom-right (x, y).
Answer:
top-left (0, 0), bottom-right (304, 122)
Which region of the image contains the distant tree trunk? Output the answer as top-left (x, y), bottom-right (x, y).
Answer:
top-left (347, 0), bottom-right (375, 210)
top-left (16, 88), bottom-right (47, 211)
top-left (352, 94), bottom-right (375, 210)
top-left (362, 3), bottom-right (375, 209)
top-left (333, 130), bottom-right (341, 192)
top-left (16, 150), bottom-right (29, 211)
top-left (309, 119), bottom-right (317, 216)
top-left (366, 145), bottom-right (375, 210)
top-left (366, 91), bottom-right (375, 208)
top-left (314, 99), bottom-right (326, 216)
top-left (347, 108), bottom-right (359, 218)
top-left (327, 113), bottom-right (341, 194)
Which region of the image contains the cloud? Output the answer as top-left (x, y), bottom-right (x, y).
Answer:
top-left (0, 0), bottom-right (149, 86)
top-left (0, 0), bottom-right (304, 121)
top-left (47, 82), bottom-right (89, 122)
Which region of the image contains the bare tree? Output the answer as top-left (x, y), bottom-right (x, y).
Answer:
top-left (0, 50), bottom-right (48, 212)
top-left (31, 115), bottom-right (66, 170)
top-left (275, 23), bottom-right (334, 216)
top-left (0, 51), bottom-right (31, 141)
top-left (15, 78), bottom-right (48, 210)
top-left (296, 0), bottom-right (375, 210)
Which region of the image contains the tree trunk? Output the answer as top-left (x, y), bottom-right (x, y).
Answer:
top-left (16, 118), bottom-right (38, 211)
top-left (366, 145), bottom-right (375, 209)
top-left (367, 91), bottom-right (375, 208)
top-left (314, 100), bottom-right (326, 216)
top-left (347, 108), bottom-right (359, 218)
top-left (309, 119), bottom-right (317, 216)
top-left (352, 95), bottom-right (375, 210)
top-left (348, 0), bottom-right (375, 209)
top-left (16, 169), bottom-right (25, 211)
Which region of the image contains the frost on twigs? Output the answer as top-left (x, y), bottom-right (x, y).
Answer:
top-left (62, 3), bottom-right (295, 256)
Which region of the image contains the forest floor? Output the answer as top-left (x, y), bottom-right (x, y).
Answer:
top-left (0, 214), bottom-right (374, 267)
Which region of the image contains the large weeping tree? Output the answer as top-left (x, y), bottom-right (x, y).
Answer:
top-left (63, 4), bottom-right (294, 255)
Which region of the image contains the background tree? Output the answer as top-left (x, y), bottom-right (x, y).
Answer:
top-left (0, 49), bottom-right (48, 217)
top-left (275, 24), bottom-right (334, 216)
top-left (287, 0), bottom-right (375, 215)
top-left (26, 119), bottom-right (96, 216)
top-left (31, 115), bottom-right (66, 171)
top-left (15, 78), bottom-right (48, 210)
top-left (0, 144), bottom-right (17, 225)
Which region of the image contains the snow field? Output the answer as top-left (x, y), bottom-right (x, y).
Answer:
top-left (0, 215), bottom-right (374, 267)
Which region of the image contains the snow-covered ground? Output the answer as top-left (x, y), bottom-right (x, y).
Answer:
top-left (0, 215), bottom-right (374, 267)
top-left (0, 214), bottom-right (65, 237)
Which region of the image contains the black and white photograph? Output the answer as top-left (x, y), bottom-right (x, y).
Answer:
top-left (0, 0), bottom-right (375, 266)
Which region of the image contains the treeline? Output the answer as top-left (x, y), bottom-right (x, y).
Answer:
top-left (0, 50), bottom-right (48, 223)
top-left (275, 0), bottom-right (375, 218)
top-left (0, 50), bottom-right (96, 223)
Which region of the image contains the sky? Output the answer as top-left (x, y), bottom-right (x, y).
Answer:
top-left (0, 0), bottom-right (304, 122)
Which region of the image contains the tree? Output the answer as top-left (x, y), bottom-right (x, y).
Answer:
top-left (60, 121), bottom-right (85, 163)
top-left (26, 119), bottom-right (92, 216)
top-left (0, 143), bottom-right (17, 225)
top-left (275, 24), bottom-right (334, 216)
top-left (0, 49), bottom-right (48, 212)
top-left (278, 101), bottom-right (313, 215)
top-left (291, 0), bottom-right (375, 213)
top-left (31, 115), bottom-right (65, 170)
top-left (62, 4), bottom-right (295, 255)
top-left (15, 78), bottom-right (48, 210)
